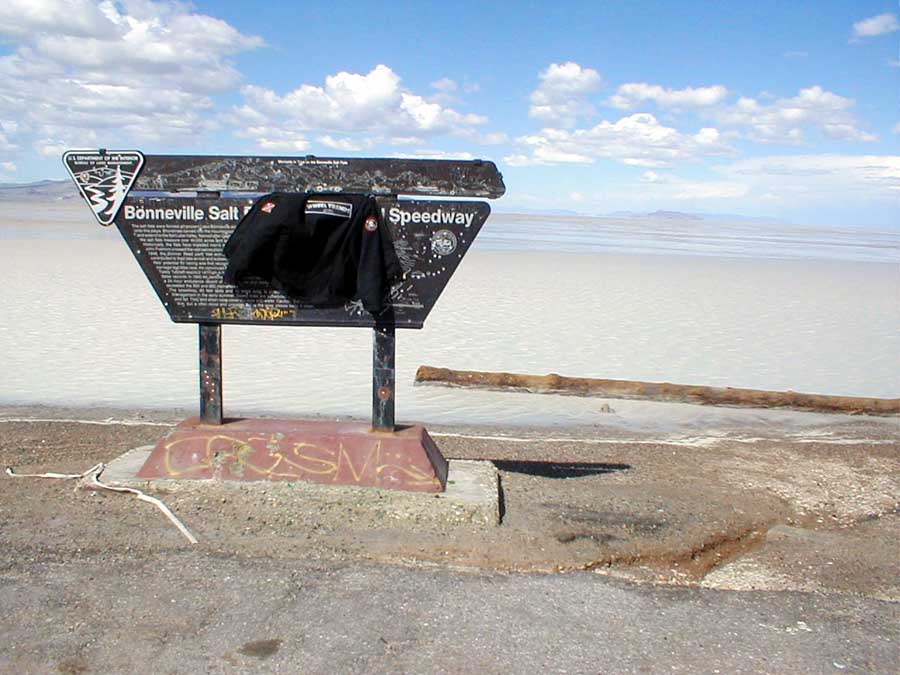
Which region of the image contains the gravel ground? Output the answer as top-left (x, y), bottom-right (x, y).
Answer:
top-left (0, 405), bottom-right (897, 673)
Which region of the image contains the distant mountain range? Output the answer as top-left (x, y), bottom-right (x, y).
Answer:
top-left (609, 209), bottom-right (701, 220)
top-left (607, 209), bottom-right (785, 224)
top-left (0, 179), bottom-right (77, 200)
top-left (0, 179), bottom-right (784, 224)
top-left (494, 205), bottom-right (786, 224)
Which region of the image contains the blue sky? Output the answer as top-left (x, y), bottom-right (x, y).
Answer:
top-left (0, 0), bottom-right (897, 225)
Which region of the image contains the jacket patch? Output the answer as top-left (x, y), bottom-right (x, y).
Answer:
top-left (306, 200), bottom-right (352, 218)
top-left (260, 201), bottom-right (276, 213)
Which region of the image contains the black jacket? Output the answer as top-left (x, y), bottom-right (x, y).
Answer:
top-left (223, 193), bottom-right (402, 313)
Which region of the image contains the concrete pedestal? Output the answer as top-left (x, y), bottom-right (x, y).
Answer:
top-left (136, 418), bottom-right (448, 493)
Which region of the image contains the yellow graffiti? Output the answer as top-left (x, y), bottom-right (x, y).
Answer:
top-left (210, 306), bottom-right (241, 320)
top-left (163, 433), bottom-right (268, 478)
top-left (267, 442), bottom-right (340, 477)
top-left (209, 306), bottom-right (295, 321)
top-left (337, 441), bottom-right (380, 483)
top-left (160, 433), bottom-right (440, 489)
top-left (251, 307), bottom-right (295, 320)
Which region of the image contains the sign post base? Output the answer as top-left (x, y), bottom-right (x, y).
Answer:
top-left (136, 418), bottom-right (448, 493)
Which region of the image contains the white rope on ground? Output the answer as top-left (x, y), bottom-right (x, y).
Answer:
top-left (1, 416), bottom-right (889, 447)
top-left (5, 463), bottom-right (105, 480)
top-left (430, 432), bottom-right (670, 445)
top-left (5, 463), bottom-right (198, 545)
top-left (430, 432), bottom-right (733, 446)
top-left (0, 417), bottom-right (173, 427)
top-left (428, 431), bottom-right (896, 446)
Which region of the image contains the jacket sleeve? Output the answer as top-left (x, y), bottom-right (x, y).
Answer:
top-left (357, 197), bottom-right (403, 313)
top-left (222, 193), bottom-right (290, 285)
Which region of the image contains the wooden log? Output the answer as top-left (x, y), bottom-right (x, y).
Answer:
top-left (414, 366), bottom-right (899, 417)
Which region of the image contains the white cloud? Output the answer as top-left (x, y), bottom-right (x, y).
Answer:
top-left (529, 62), bottom-right (602, 127)
top-left (631, 156), bottom-right (900, 204)
top-left (892, 122), bottom-right (900, 134)
top-left (431, 78), bottom-right (458, 93)
top-left (821, 123), bottom-right (878, 142)
top-left (609, 83), bottom-right (728, 110)
top-left (1, 161), bottom-right (16, 173)
top-left (670, 181), bottom-right (749, 200)
top-left (395, 150), bottom-right (476, 160)
top-left (35, 138), bottom-right (74, 158)
top-left (0, 121), bottom-right (19, 153)
top-left (233, 64), bottom-right (492, 151)
top-left (852, 13), bottom-right (899, 38)
top-left (718, 155), bottom-right (900, 201)
top-left (254, 132), bottom-right (309, 153)
top-left (390, 136), bottom-right (426, 146)
top-left (503, 154), bottom-right (545, 167)
top-left (621, 158), bottom-right (671, 168)
top-left (0, 0), bottom-right (263, 154)
top-left (402, 91), bottom-right (487, 131)
top-left (239, 65), bottom-right (403, 130)
top-left (0, 0), bottom-right (118, 39)
top-left (507, 113), bottom-right (732, 168)
top-left (478, 131), bottom-right (509, 145)
top-left (317, 135), bottom-right (374, 152)
top-left (710, 86), bottom-right (876, 144)
top-left (602, 83), bottom-right (877, 147)
top-left (429, 77), bottom-right (460, 104)
top-left (630, 170), bottom-right (748, 200)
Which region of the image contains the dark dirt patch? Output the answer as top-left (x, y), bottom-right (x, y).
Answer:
top-left (56, 656), bottom-right (90, 674)
top-left (237, 639), bottom-right (282, 659)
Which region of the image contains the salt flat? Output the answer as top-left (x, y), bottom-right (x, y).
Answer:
top-left (0, 202), bottom-right (897, 428)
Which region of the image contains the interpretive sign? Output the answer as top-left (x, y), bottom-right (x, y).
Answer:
top-left (63, 149), bottom-right (504, 441)
top-left (64, 150), bottom-right (502, 329)
top-left (117, 196), bottom-right (490, 328)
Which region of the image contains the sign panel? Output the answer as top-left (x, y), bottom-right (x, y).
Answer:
top-left (115, 197), bottom-right (490, 329)
top-left (63, 151), bottom-right (503, 329)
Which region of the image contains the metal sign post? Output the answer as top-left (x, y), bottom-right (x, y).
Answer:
top-left (372, 323), bottom-right (396, 432)
top-left (199, 323), bottom-right (223, 426)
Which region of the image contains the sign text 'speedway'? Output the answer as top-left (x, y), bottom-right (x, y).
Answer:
top-left (386, 207), bottom-right (474, 228)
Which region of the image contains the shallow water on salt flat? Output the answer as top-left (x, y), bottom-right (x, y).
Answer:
top-left (2, 215), bottom-right (897, 428)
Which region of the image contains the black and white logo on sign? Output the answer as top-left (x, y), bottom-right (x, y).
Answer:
top-left (430, 229), bottom-right (458, 256)
top-left (63, 150), bottom-right (144, 226)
